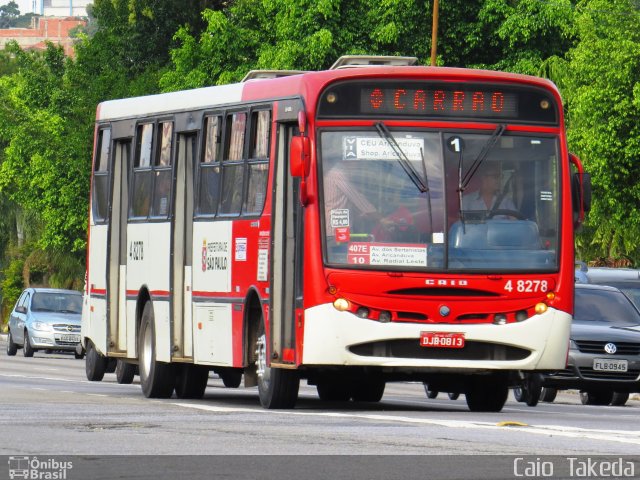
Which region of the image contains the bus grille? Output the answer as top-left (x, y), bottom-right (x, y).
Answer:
top-left (349, 340), bottom-right (530, 361)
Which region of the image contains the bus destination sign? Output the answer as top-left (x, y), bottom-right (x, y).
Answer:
top-left (318, 81), bottom-right (558, 124)
top-left (361, 87), bottom-right (517, 118)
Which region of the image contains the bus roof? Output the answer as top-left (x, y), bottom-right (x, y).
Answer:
top-left (96, 66), bottom-right (560, 122)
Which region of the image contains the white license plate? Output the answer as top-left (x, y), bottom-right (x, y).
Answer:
top-left (60, 334), bottom-right (80, 343)
top-left (593, 358), bottom-right (628, 372)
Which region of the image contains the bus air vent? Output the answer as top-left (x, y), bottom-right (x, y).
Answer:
top-left (330, 55), bottom-right (418, 70)
top-left (386, 287), bottom-right (499, 297)
top-left (241, 70), bottom-right (307, 82)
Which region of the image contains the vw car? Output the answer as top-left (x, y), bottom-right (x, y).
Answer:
top-left (538, 284), bottom-right (640, 406)
top-left (6, 288), bottom-right (83, 358)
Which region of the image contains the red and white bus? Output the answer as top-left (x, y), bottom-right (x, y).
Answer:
top-left (81, 55), bottom-right (590, 412)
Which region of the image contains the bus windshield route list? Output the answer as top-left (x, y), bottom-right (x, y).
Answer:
top-left (347, 242), bottom-right (427, 267)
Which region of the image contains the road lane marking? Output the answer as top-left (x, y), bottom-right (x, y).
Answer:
top-left (171, 402), bottom-right (640, 446)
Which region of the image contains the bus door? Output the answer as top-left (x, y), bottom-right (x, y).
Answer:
top-left (108, 139), bottom-right (130, 355)
top-left (270, 113), bottom-right (304, 367)
top-left (171, 132), bottom-right (197, 360)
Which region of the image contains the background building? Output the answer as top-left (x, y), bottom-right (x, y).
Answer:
top-left (31, 0), bottom-right (91, 17)
top-left (0, 16), bottom-right (85, 56)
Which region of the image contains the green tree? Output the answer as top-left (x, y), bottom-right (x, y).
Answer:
top-left (0, 1), bottom-right (20, 28)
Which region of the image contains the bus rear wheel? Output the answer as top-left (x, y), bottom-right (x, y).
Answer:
top-left (255, 315), bottom-right (299, 409)
top-left (115, 359), bottom-right (136, 384)
top-left (351, 379), bottom-right (385, 402)
top-left (464, 375), bottom-right (508, 412)
top-left (139, 302), bottom-right (175, 398)
top-left (175, 364), bottom-right (209, 399)
top-left (85, 340), bottom-right (107, 381)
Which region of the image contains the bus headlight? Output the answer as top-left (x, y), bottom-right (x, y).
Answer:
top-left (333, 298), bottom-right (351, 312)
top-left (534, 303), bottom-right (548, 314)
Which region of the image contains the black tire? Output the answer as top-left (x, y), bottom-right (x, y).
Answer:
top-left (219, 370), bottom-right (242, 388)
top-left (138, 302), bottom-right (175, 398)
top-left (175, 364), bottom-right (209, 399)
top-left (316, 379), bottom-right (351, 402)
top-left (85, 340), bottom-right (107, 381)
top-left (74, 351), bottom-right (84, 360)
top-left (423, 384), bottom-right (439, 399)
top-left (6, 330), bottom-right (18, 356)
top-left (105, 358), bottom-right (117, 373)
top-left (448, 392), bottom-right (460, 400)
top-left (524, 374), bottom-right (542, 407)
top-left (513, 387), bottom-right (526, 403)
top-left (464, 375), bottom-right (509, 412)
top-left (255, 315), bottom-right (299, 409)
top-left (580, 390), bottom-right (614, 406)
top-left (22, 330), bottom-right (35, 357)
top-left (115, 359), bottom-right (136, 384)
top-left (540, 387), bottom-right (557, 403)
top-left (351, 379), bottom-right (385, 402)
top-left (610, 392), bottom-right (629, 406)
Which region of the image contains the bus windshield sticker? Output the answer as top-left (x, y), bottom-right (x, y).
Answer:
top-left (432, 232), bottom-right (444, 244)
top-left (335, 227), bottom-right (350, 242)
top-left (347, 242), bottom-right (427, 267)
top-left (235, 238), bottom-right (247, 261)
top-left (330, 209), bottom-right (350, 228)
top-left (343, 136), bottom-right (424, 162)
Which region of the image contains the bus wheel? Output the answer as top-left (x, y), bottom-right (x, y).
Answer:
top-left (139, 302), bottom-right (175, 398)
top-left (351, 379), bottom-right (385, 402)
top-left (85, 340), bottom-right (107, 381)
top-left (255, 316), bottom-right (299, 409)
top-left (175, 364), bottom-right (209, 399)
top-left (219, 370), bottom-right (242, 388)
top-left (464, 376), bottom-right (508, 412)
top-left (423, 383), bottom-right (439, 399)
top-left (115, 359), bottom-right (136, 384)
top-left (316, 378), bottom-right (351, 402)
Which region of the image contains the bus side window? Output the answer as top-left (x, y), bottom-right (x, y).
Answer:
top-left (151, 121), bottom-right (173, 218)
top-left (92, 128), bottom-right (111, 223)
top-left (244, 109), bottom-right (270, 215)
top-left (131, 123), bottom-right (154, 218)
top-left (219, 112), bottom-right (246, 215)
top-left (197, 115), bottom-right (222, 216)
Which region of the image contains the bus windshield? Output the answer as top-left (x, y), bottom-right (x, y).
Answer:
top-left (320, 128), bottom-right (560, 271)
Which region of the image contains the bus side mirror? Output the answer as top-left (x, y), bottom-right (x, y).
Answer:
top-left (569, 153), bottom-right (591, 228)
top-left (290, 136), bottom-right (310, 178)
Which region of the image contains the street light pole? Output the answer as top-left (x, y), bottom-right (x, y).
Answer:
top-left (430, 0), bottom-right (439, 66)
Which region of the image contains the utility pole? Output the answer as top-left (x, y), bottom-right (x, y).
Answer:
top-left (430, 0), bottom-right (439, 66)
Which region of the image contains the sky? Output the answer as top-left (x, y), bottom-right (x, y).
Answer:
top-left (0, 0), bottom-right (34, 15)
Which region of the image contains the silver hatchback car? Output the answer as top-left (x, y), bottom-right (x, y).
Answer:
top-left (6, 288), bottom-right (83, 358)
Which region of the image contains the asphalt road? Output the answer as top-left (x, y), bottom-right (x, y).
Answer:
top-left (1, 335), bottom-right (639, 479)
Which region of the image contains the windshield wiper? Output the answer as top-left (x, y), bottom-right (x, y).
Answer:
top-left (460, 124), bottom-right (506, 191)
top-left (374, 122), bottom-right (428, 193)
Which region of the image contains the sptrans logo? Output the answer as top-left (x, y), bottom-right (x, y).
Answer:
top-left (8, 456), bottom-right (73, 479)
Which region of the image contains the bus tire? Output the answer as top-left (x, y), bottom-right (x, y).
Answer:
top-left (85, 340), bottom-right (107, 381)
top-left (175, 364), bottom-right (209, 399)
top-left (115, 359), bottom-right (136, 384)
top-left (351, 379), bottom-right (385, 402)
top-left (316, 378), bottom-right (351, 402)
top-left (255, 315), bottom-right (299, 409)
top-left (423, 383), bottom-right (439, 399)
top-left (464, 375), bottom-right (508, 412)
top-left (219, 370), bottom-right (242, 388)
top-left (139, 302), bottom-right (175, 398)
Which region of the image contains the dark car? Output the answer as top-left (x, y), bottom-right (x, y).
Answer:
top-left (6, 288), bottom-right (83, 358)
top-left (517, 284), bottom-right (640, 406)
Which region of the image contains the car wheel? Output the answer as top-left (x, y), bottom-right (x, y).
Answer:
top-left (115, 359), bottom-right (136, 384)
top-left (610, 392), bottom-right (629, 406)
top-left (138, 301), bottom-right (175, 398)
top-left (22, 330), bottom-right (35, 357)
top-left (74, 350), bottom-right (85, 360)
top-left (448, 392), bottom-right (460, 400)
top-left (513, 387), bottom-right (526, 402)
top-left (423, 384), bottom-right (439, 399)
top-left (580, 390), bottom-right (614, 406)
top-left (6, 330), bottom-right (18, 356)
top-left (540, 387), bottom-right (557, 403)
top-left (85, 340), bottom-right (107, 381)
top-left (255, 314), bottom-right (299, 409)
